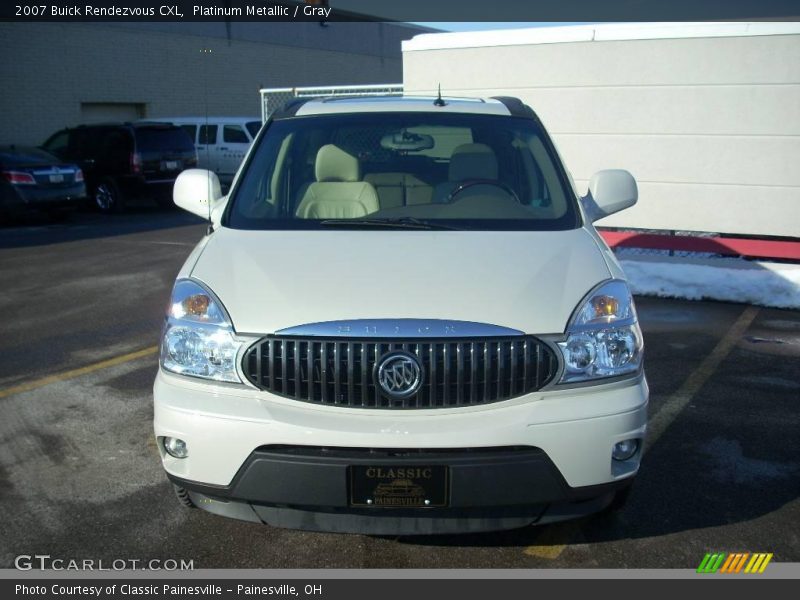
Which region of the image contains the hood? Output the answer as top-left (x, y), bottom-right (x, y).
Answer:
top-left (190, 227), bottom-right (611, 335)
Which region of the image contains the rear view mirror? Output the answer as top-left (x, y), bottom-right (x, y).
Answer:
top-left (173, 169), bottom-right (222, 219)
top-left (380, 131), bottom-right (434, 152)
top-left (582, 170), bottom-right (637, 221)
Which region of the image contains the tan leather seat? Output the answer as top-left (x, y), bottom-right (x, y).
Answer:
top-left (433, 143), bottom-right (499, 203)
top-left (295, 144), bottom-right (380, 219)
top-left (364, 172), bottom-right (433, 209)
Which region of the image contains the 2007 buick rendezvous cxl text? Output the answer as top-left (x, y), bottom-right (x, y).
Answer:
top-left (153, 95), bottom-right (648, 534)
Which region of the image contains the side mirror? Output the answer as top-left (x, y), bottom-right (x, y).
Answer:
top-left (173, 169), bottom-right (222, 219)
top-left (582, 169), bottom-right (637, 222)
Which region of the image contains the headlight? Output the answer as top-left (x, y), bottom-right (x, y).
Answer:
top-left (160, 279), bottom-right (244, 383)
top-left (557, 280), bottom-right (643, 383)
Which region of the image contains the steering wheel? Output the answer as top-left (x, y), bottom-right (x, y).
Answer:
top-left (445, 179), bottom-right (521, 204)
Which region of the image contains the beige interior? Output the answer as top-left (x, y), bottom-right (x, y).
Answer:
top-left (433, 143), bottom-right (499, 202)
top-left (295, 144), bottom-right (380, 219)
top-left (364, 173), bottom-right (433, 209)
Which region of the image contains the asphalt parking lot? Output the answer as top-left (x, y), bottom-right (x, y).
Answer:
top-left (0, 210), bottom-right (798, 570)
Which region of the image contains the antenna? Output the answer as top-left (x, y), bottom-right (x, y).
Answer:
top-left (433, 84), bottom-right (446, 107)
top-left (201, 46), bottom-right (213, 234)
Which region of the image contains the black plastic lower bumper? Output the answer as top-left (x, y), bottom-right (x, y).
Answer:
top-left (167, 446), bottom-right (633, 534)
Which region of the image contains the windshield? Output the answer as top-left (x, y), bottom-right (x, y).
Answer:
top-left (225, 112), bottom-right (579, 231)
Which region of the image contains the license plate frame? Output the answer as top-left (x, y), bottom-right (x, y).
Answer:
top-left (349, 465), bottom-right (449, 508)
top-left (49, 174), bottom-right (64, 183)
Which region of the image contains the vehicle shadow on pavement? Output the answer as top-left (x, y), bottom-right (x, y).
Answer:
top-left (0, 206), bottom-right (206, 249)
top-left (399, 305), bottom-right (800, 549)
top-left (395, 452), bottom-right (798, 549)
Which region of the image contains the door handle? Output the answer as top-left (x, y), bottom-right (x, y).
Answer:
top-left (218, 147), bottom-right (228, 151)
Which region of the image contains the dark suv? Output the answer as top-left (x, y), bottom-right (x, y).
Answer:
top-left (42, 122), bottom-right (196, 213)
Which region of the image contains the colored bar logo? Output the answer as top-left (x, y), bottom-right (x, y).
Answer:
top-left (697, 552), bottom-right (773, 574)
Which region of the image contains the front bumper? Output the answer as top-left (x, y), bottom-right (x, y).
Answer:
top-left (168, 446), bottom-right (635, 534)
top-left (154, 369), bottom-right (648, 533)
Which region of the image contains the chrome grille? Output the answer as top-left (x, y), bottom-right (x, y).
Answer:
top-left (242, 337), bottom-right (558, 409)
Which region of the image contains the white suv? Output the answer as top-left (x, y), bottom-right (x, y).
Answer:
top-left (154, 95), bottom-right (648, 534)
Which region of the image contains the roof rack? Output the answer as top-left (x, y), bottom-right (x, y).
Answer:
top-left (270, 98), bottom-right (312, 120)
top-left (490, 97), bottom-right (539, 120)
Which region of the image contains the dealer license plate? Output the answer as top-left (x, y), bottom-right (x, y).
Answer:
top-left (350, 465), bottom-right (448, 508)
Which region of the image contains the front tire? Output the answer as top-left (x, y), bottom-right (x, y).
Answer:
top-left (173, 484), bottom-right (196, 509)
top-left (94, 178), bottom-right (124, 213)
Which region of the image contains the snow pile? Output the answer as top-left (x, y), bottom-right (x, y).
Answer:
top-left (620, 259), bottom-right (800, 310)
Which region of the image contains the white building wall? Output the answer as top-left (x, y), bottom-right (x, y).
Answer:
top-left (402, 23), bottom-right (800, 237)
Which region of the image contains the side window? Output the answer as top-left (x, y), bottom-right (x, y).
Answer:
top-left (223, 125), bottom-right (249, 144)
top-left (70, 129), bottom-right (92, 159)
top-left (246, 121), bottom-right (261, 139)
top-left (180, 124), bottom-right (197, 143)
top-left (198, 125), bottom-right (217, 145)
top-left (83, 128), bottom-right (112, 158)
top-left (102, 130), bottom-right (132, 169)
top-left (523, 134), bottom-right (567, 217)
top-left (43, 131), bottom-right (70, 156)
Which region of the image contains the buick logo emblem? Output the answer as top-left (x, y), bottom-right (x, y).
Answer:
top-left (376, 352), bottom-right (422, 399)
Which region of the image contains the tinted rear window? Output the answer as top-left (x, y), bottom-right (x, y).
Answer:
top-left (0, 147), bottom-right (59, 166)
top-left (135, 127), bottom-right (194, 152)
top-left (246, 121), bottom-right (261, 138)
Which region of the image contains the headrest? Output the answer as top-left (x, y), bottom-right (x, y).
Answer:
top-left (448, 143), bottom-right (498, 181)
top-left (315, 144), bottom-right (360, 183)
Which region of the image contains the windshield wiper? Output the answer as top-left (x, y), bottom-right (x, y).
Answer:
top-left (319, 217), bottom-right (463, 231)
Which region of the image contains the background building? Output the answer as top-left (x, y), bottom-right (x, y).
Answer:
top-left (0, 21), bottom-right (424, 145)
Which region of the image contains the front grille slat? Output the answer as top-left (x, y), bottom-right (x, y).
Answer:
top-left (333, 343), bottom-right (342, 404)
top-left (510, 341), bottom-right (518, 396)
top-left (293, 341), bottom-right (301, 399)
top-left (246, 334), bottom-right (558, 410)
top-left (279, 340), bottom-right (286, 395)
top-left (430, 343), bottom-right (438, 408)
top-left (443, 344), bottom-right (451, 406)
top-left (470, 342), bottom-right (478, 404)
top-left (496, 342), bottom-right (503, 399)
top-left (307, 341), bottom-right (315, 402)
top-left (320, 342), bottom-right (328, 404)
top-left (456, 343), bottom-right (464, 405)
top-left (360, 344), bottom-right (368, 408)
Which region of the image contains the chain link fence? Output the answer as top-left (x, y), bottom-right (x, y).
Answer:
top-left (600, 228), bottom-right (729, 259)
top-left (259, 84), bottom-right (404, 123)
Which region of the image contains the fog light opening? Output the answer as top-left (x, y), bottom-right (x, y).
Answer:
top-left (612, 438), bottom-right (639, 461)
top-left (163, 437), bottom-right (188, 459)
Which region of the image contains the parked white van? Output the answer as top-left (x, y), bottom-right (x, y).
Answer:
top-left (154, 96), bottom-right (648, 534)
top-left (145, 117), bottom-right (261, 186)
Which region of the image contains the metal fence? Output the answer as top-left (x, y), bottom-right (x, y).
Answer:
top-left (259, 83), bottom-right (404, 122)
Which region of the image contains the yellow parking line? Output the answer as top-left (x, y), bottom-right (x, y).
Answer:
top-left (0, 345), bottom-right (159, 399)
top-left (523, 305), bottom-right (759, 561)
top-left (645, 305), bottom-right (759, 450)
top-left (524, 521), bottom-right (582, 560)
